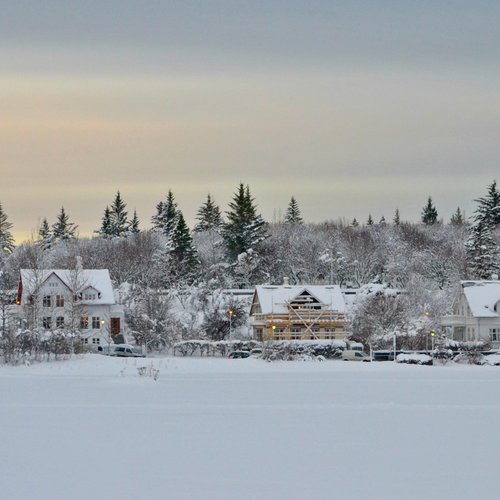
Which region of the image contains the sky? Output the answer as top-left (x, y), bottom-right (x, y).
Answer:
top-left (1, 1), bottom-right (499, 241)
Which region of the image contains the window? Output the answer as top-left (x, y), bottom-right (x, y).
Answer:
top-left (92, 317), bottom-right (101, 329)
top-left (43, 295), bottom-right (51, 307)
top-left (56, 295), bottom-right (64, 307)
top-left (84, 293), bottom-right (97, 301)
top-left (49, 282), bottom-right (58, 288)
top-left (42, 317), bottom-right (52, 329)
top-left (291, 326), bottom-right (301, 333)
top-left (291, 332), bottom-right (301, 340)
top-left (80, 316), bottom-right (89, 329)
top-left (56, 316), bottom-right (64, 328)
top-left (92, 338), bottom-right (100, 345)
top-left (82, 338), bottom-right (88, 344)
top-left (491, 329), bottom-right (499, 341)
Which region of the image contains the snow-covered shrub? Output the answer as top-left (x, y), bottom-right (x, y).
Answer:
top-left (396, 353), bottom-right (433, 366)
top-left (451, 341), bottom-right (490, 365)
top-left (173, 340), bottom-right (261, 357)
top-left (262, 340), bottom-right (346, 361)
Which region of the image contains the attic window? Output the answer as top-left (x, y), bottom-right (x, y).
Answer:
top-left (49, 282), bottom-right (58, 288)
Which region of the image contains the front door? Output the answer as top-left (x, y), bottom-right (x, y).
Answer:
top-left (111, 317), bottom-right (121, 336)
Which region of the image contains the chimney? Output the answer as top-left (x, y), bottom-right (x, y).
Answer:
top-left (283, 277), bottom-right (290, 286)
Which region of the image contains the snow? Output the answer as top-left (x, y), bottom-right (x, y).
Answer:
top-left (462, 280), bottom-right (500, 318)
top-left (2, 356), bottom-right (500, 499)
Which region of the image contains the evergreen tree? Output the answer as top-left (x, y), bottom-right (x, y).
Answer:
top-left (474, 180), bottom-right (500, 227)
top-left (194, 194), bottom-right (223, 232)
top-left (38, 218), bottom-right (53, 249)
top-left (284, 196), bottom-right (303, 225)
top-left (450, 207), bottom-right (465, 226)
top-left (109, 190), bottom-right (129, 237)
top-left (466, 221), bottom-right (499, 279)
top-left (223, 183), bottom-right (268, 261)
top-left (379, 216), bottom-right (386, 225)
top-left (130, 210), bottom-right (140, 234)
top-left (151, 190), bottom-right (179, 238)
top-left (0, 202), bottom-right (15, 254)
top-left (172, 213), bottom-right (198, 270)
top-left (393, 208), bottom-right (400, 225)
top-left (52, 207), bottom-right (77, 241)
top-left (366, 214), bottom-right (374, 226)
top-left (421, 196), bottom-right (438, 225)
top-left (97, 206), bottom-right (113, 238)
top-left (351, 218), bottom-right (359, 227)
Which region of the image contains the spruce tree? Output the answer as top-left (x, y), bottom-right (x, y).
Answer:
top-left (474, 180), bottom-right (500, 227)
top-left (351, 218), bottom-right (359, 227)
top-left (109, 190), bottom-right (129, 237)
top-left (172, 213), bottom-right (198, 268)
top-left (450, 207), bottom-right (464, 226)
top-left (366, 214), bottom-right (374, 226)
top-left (421, 196), bottom-right (438, 225)
top-left (284, 196), bottom-right (303, 225)
top-left (98, 206), bottom-right (113, 238)
top-left (130, 210), bottom-right (140, 234)
top-left (151, 190), bottom-right (179, 239)
top-left (0, 203), bottom-right (15, 254)
top-left (466, 221), bottom-right (499, 279)
top-left (379, 215), bottom-right (386, 225)
top-left (38, 218), bottom-right (52, 249)
top-left (52, 207), bottom-right (77, 241)
top-left (223, 183), bottom-right (268, 261)
top-left (194, 194), bottom-right (223, 232)
top-left (393, 208), bottom-right (400, 225)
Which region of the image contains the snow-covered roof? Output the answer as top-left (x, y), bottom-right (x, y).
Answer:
top-left (461, 281), bottom-right (500, 318)
top-left (20, 269), bottom-right (115, 305)
top-left (254, 285), bottom-right (346, 315)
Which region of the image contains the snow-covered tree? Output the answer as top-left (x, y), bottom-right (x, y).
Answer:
top-left (130, 210), bottom-right (140, 234)
top-left (38, 218), bottom-right (53, 249)
top-left (284, 196), bottom-right (303, 225)
top-left (0, 203), bottom-right (15, 255)
top-left (466, 220), bottom-right (499, 279)
top-left (366, 214), bottom-right (374, 226)
top-left (152, 190), bottom-right (179, 239)
top-left (171, 213), bottom-right (199, 276)
top-left (223, 183), bottom-right (268, 261)
top-left (421, 196), bottom-right (438, 225)
top-left (379, 215), bottom-right (386, 225)
top-left (52, 207), bottom-right (77, 241)
top-left (109, 191), bottom-right (129, 237)
top-left (351, 218), bottom-right (359, 227)
top-left (474, 180), bottom-right (500, 227)
top-left (97, 206), bottom-right (113, 239)
top-left (194, 194), bottom-right (223, 232)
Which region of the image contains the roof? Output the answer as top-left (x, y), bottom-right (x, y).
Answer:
top-left (461, 281), bottom-right (500, 318)
top-left (253, 285), bottom-right (346, 315)
top-left (20, 269), bottom-right (115, 305)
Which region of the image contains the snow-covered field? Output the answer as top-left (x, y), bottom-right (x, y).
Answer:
top-left (1, 356), bottom-right (499, 500)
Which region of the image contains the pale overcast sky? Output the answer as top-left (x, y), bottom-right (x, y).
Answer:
top-left (1, 1), bottom-right (499, 240)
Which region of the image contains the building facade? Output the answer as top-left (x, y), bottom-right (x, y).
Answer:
top-left (16, 268), bottom-right (126, 347)
top-left (250, 284), bottom-right (349, 341)
top-left (441, 280), bottom-right (500, 346)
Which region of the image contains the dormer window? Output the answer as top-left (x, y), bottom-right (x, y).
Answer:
top-left (84, 293), bottom-right (97, 301)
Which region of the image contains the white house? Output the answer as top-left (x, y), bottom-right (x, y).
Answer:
top-left (249, 283), bottom-right (349, 341)
top-left (441, 280), bottom-right (500, 345)
top-left (16, 267), bottom-right (126, 347)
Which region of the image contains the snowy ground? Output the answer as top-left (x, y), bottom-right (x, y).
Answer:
top-left (1, 356), bottom-right (499, 500)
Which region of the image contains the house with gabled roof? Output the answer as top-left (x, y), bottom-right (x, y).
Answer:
top-left (15, 265), bottom-right (126, 347)
top-left (249, 280), bottom-right (349, 341)
top-left (441, 280), bottom-right (500, 345)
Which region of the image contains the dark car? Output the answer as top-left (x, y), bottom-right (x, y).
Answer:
top-left (228, 351), bottom-right (251, 359)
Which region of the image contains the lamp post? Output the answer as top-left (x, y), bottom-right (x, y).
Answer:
top-left (430, 330), bottom-right (436, 352)
top-left (228, 309), bottom-right (234, 340)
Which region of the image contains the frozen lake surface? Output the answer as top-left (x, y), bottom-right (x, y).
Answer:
top-left (1, 355), bottom-right (499, 500)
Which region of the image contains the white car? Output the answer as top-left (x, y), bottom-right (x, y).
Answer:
top-left (341, 350), bottom-right (371, 362)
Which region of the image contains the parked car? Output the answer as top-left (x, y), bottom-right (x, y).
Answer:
top-left (228, 351), bottom-right (251, 359)
top-left (98, 344), bottom-right (145, 358)
top-left (341, 350), bottom-right (371, 362)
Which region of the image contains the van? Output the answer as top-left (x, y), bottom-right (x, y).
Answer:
top-left (342, 350), bottom-right (371, 362)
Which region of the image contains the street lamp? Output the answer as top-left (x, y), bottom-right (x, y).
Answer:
top-left (228, 309), bottom-right (234, 340)
top-left (430, 330), bottom-right (436, 352)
